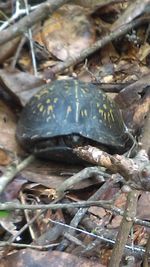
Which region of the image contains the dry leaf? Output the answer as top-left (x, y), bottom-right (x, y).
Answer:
top-left (0, 101), bottom-right (18, 153)
top-left (35, 5), bottom-right (95, 61)
top-left (0, 249), bottom-right (105, 267)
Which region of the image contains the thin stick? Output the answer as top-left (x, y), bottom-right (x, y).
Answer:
top-left (0, 0), bottom-right (71, 45)
top-left (24, 0), bottom-right (38, 76)
top-left (0, 155), bottom-right (35, 195)
top-left (49, 16), bottom-right (150, 76)
top-left (108, 190), bottom-right (140, 267)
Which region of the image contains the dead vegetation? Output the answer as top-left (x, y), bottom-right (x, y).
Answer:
top-left (0, 0), bottom-right (150, 267)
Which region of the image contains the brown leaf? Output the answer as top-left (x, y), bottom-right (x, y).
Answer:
top-left (0, 100), bottom-right (19, 154)
top-left (0, 249), bottom-right (104, 267)
top-left (88, 206), bottom-right (106, 218)
top-left (0, 148), bottom-right (11, 166)
top-left (132, 93), bottom-right (150, 130)
top-left (0, 69), bottom-right (45, 106)
top-left (137, 192), bottom-right (150, 220)
top-left (2, 178), bottom-right (27, 201)
top-left (22, 160), bottom-right (100, 190)
top-left (36, 5), bottom-right (95, 61)
top-left (115, 74), bottom-right (150, 108)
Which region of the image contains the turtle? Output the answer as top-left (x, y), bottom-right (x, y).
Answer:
top-left (16, 79), bottom-right (132, 163)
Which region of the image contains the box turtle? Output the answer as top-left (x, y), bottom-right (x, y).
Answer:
top-left (16, 79), bottom-right (132, 163)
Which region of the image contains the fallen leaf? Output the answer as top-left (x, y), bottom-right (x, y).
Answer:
top-left (35, 5), bottom-right (95, 61)
top-left (0, 100), bottom-right (19, 154)
top-left (0, 69), bottom-right (45, 106)
top-left (0, 249), bottom-right (104, 267)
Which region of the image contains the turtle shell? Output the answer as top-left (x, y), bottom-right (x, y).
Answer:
top-left (16, 79), bottom-right (131, 161)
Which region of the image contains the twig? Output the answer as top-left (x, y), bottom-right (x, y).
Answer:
top-left (24, 0), bottom-right (38, 76)
top-left (74, 147), bottom-right (150, 191)
top-left (0, 2), bottom-right (40, 31)
top-left (0, 197), bottom-right (149, 228)
top-left (108, 190), bottom-right (140, 267)
top-left (48, 16), bottom-right (150, 77)
top-left (0, 200), bottom-right (112, 210)
top-left (57, 166), bottom-right (112, 196)
top-left (63, 200), bottom-right (148, 258)
top-left (58, 177), bottom-right (122, 251)
top-left (0, 0), bottom-right (71, 45)
top-left (69, 177), bottom-right (121, 228)
top-left (49, 218), bottom-right (145, 254)
top-left (0, 155), bottom-right (35, 195)
top-left (0, 241), bottom-right (58, 250)
top-left (19, 191), bottom-right (37, 241)
top-left (11, 36), bottom-right (27, 69)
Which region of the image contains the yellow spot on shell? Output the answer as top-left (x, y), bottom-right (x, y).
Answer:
top-left (54, 98), bottom-right (58, 103)
top-left (67, 105), bottom-right (72, 113)
top-left (81, 87), bottom-right (89, 94)
top-left (84, 109), bottom-right (88, 116)
top-left (65, 105), bottom-right (72, 119)
top-left (80, 109), bottom-right (88, 117)
top-left (47, 105), bottom-right (53, 115)
top-left (35, 88), bottom-right (49, 99)
top-left (41, 89), bottom-right (49, 95)
top-left (34, 94), bottom-right (41, 100)
top-left (39, 105), bottom-right (44, 112)
top-left (107, 112), bottom-right (112, 128)
top-left (46, 99), bottom-right (51, 104)
top-left (81, 110), bottom-right (84, 117)
top-left (99, 108), bottom-right (104, 115)
top-left (64, 82), bottom-right (70, 92)
top-left (103, 104), bottom-right (107, 110)
top-left (110, 109), bottom-right (115, 122)
top-left (103, 112), bottom-right (107, 122)
top-left (37, 103), bottom-right (42, 108)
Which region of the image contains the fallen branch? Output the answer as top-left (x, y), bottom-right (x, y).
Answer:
top-left (0, 155), bottom-right (35, 195)
top-left (57, 166), bottom-right (112, 196)
top-left (74, 147), bottom-right (150, 191)
top-left (0, 0), bottom-right (71, 45)
top-left (0, 200), bottom-right (112, 211)
top-left (108, 190), bottom-right (140, 267)
top-left (48, 16), bottom-right (150, 77)
top-left (57, 178), bottom-right (120, 251)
